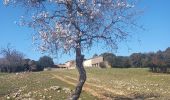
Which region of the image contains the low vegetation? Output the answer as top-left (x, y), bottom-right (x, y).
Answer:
top-left (0, 45), bottom-right (54, 73)
top-left (101, 47), bottom-right (170, 73)
top-left (0, 68), bottom-right (170, 100)
top-left (0, 71), bottom-right (96, 100)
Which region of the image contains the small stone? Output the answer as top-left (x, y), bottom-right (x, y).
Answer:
top-left (79, 98), bottom-right (82, 100)
top-left (131, 86), bottom-right (135, 89)
top-left (24, 93), bottom-right (31, 98)
top-left (13, 92), bottom-right (20, 98)
top-left (28, 92), bottom-right (32, 96)
top-left (28, 98), bottom-right (35, 100)
top-left (155, 84), bottom-right (159, 86)
top-left (33, 91), bottom-right (37, 94)
top-left (6, 96), bottom-right (10, 100)
top-left (57, 90), bottom-right (60, 93)
top-left (18, 89), bottom-right (22, 92)
top-left (44, 89), bottom-right (48, 91)
top-left (43, 96), bottom-right (46, 99)
top-left (127, 87), bottom-right (131, 90)
top-left (50, 86), bottom-right (61, 91)
top-left (63, 87), bottom-right (71, 93)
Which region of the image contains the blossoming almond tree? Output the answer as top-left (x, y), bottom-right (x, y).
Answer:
top-left (4, 0), bottom-right (140, 99)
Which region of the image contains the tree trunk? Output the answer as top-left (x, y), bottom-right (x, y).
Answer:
top-left (70, 46), bottom-right (86, 100)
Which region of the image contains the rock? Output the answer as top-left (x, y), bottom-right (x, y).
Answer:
top-left (155, 84), bottom-right (159, 86)
top-left (42, 96), bottom-right (46, 99)
top-left (24, 93), bottom-right (31, 98)
top-left (44, 88), bottom-right (48, 91)
top-left (57, 90), bottom-right (61, 93)
top-left (132, 86), bottom-right (135, 89)
top-left (50, 86), bottom-right (61, 91)
top-left (13, 92), bottom-right (20, 98)
top-left (33, 91), bottom-right (37, 94)
top-left (28, 92), bottom-right (32, 96)
top-left (127, 87), bottom-right (131, 90)
top-left (6, 96), bottom-right (10, 100)
top-left (18, 89), bottom-right (22, 92)
top-left (62, 87), bottom-right (71, 93)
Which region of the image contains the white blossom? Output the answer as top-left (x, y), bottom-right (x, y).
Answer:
top-left (79, 0), bottom-right (86, 4)
top-left (77, 11), bottom-right (83, 16)
top-left (126, 4), bottom-right (135, 8)
top-left (117, 1), bottom-right (126, 7)
top-left (98, 3), bottom-right (101, 7)
top-left (3, 0), bottom-right (10, 5)
top-left (5, 0), bottom-right (139, 54)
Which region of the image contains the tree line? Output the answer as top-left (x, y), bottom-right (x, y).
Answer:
top-left (0, 45), bottom-right (54, 73)
top-left (100, 47), bottom-right (170, 73)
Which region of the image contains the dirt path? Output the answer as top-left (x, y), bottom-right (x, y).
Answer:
top-left (64, 75), bottom-right (125, 96)
top-left (52, 74), bottom-right (111, 100)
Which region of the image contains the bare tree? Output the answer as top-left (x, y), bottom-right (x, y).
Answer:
top-left (0, 44), bottom-right (25, 72)
top-left (4, 0), bottom-right (141, 99)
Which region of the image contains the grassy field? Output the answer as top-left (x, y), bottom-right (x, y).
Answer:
top-left (0, 68), bottom-right (170, 100)
top-left (0, 71), bottom-right (96, 100)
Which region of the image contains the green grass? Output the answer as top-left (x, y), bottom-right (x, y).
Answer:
top-left (1, 68), bottom-right (170, 100)
top-left (54, 68), bottom-right (170, 100)
top-left (0, 72), bottom-right (96, 100)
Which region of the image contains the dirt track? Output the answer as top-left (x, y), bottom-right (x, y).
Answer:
top-left (52, 74), bottom-right (129, 100)
top-left (52, 74), bottom-right (111, 100)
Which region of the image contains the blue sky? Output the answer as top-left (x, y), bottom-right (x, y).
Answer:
top-left (0, 0), bottom-right (170, 64)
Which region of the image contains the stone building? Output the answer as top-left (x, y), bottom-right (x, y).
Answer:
top-left (60, 56), bottom-right (110, 69)
top-left (83, 59), bottom-right (92, 67)
top-left (83, 56), bottom-right (105, 67)
top-left (91, 56), bottom-right (104, 67)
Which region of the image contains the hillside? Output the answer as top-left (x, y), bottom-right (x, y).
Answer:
top-left (1, 68), bottom-right (170, 100)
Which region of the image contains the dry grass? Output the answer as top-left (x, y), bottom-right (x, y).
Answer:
top-left (53, 68), bottom-right (170, 100)
top-left (1, 68), bottom-right (170, 100)
top-left (0, 72), bottom-right (96, 100)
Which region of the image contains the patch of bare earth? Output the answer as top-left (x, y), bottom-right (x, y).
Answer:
top-left (52, 74), bottom-right (108, 99)
top-left (52, 74), bottom-right (127, 100)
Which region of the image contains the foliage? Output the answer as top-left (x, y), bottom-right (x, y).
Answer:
top-left (164, 48), bottom-right (170, 66)
top-left (100, 53), bottom-right (131, 68)
top-left (0, 45), bottom-right (44, 72)
top-left (38, 56), bottom-right (54, 68)
top-left (99, 47), bottom-right (170, 73)
top-left (28, 60), bottom-right (44, 71)
top-left (130, 53), bottom-right (145, 68)
top-left (101, 52), bottom-right (116, 67)
top-left (115, 56), bottom-right (131, 68)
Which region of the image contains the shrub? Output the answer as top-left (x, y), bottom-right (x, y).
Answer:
top-left (38, 56), bottom-right (54, 68)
